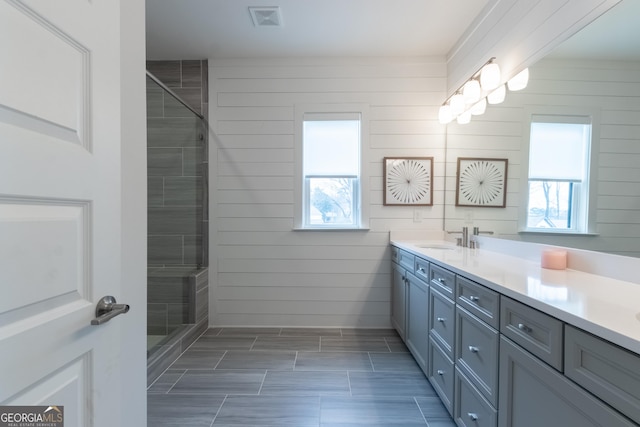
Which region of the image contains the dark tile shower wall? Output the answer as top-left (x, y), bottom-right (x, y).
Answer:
top-left (146, 60), bottom-right (209, 337)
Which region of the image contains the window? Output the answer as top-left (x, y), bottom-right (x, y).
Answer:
top-left (294, 106), bottom-right (369, 229)
top-left (524, 114), bottom-right (593, 233)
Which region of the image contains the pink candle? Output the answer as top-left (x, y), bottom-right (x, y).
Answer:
top-left (541, 250), bottom-right (567, 270)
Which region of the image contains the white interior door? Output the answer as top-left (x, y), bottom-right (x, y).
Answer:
top-left (0, 0), bottom-right (146, 426)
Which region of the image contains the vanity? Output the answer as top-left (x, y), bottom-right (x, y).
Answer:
top-left (391, 233), bottom-right (640, 427)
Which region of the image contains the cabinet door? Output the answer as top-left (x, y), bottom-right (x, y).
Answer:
top-left (406, 272), bottom-right (429, 375)
top-left (499, 336), bottom-right (637, 427)
top-left (391, 262), bottom-right (407, 340)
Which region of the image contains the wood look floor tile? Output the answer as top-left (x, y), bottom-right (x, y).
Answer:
top-left (252, 336), bottom-right (321, 351)
top-left (260, 370), bottom-right (350, 396)
top-left (348, 371), bottom-right (436, 397)
top-left (295, 351), bottom-right (373, 371)
top-left (320, 337), bottom-right (390, 352)
top-left (212, 395), bottom-right (320, 426)
top-left (281, 327), bottom-right (342, 337)
top-left (169, 369), bottom-right (265, 394)
top-left (369, 352), bottom-right (423, 372)
top-left (218, 327), bottom-right (282, 336)
top-left (190, 336), bottom-right (256, 350)
top-left (148, 327), bottom-right (454, 426)
top-left (340, 328), bottom-right (399, 338)
top-left (216, 350), bottom-right (296, 370)
top-left (170, 349), bottom-right (226, 369)
top-left (148, 393), bottom-right (224, 427)
top-left (320, 396), bottom-right (427, 426)
top-left (147, 369), bottom-right (186, 393)
top-left (415, 396), bottom-right (452, 418)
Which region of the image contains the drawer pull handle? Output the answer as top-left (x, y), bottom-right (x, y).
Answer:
top-left (469, 345), bottom-right (479, 353)
top-left (418, 267), bottom-right (426, 273)
top-left (437, 317), bottom-right (446, 323)
top-left (437, 369), bottom-right (445, 375)
top-left (468, 412), bottom-right (479, 421)
top-left (469, 295), bottom-right (480, 302)
top-left (518, 323), bottom-right (533, 333)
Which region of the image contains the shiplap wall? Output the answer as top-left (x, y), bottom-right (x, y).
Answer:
top-left (445, 58), bottom-right (640, 256)
top-left (208, 57), bottom-right (447, 327)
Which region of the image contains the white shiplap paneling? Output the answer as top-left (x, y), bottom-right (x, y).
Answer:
top-left (209, 57), bottom-right (447, 327)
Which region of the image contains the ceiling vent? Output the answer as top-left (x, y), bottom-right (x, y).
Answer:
top-left (249, 6), bottom-right (283, 27)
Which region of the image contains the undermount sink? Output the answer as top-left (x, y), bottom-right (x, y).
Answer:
top-left (417, 244), bottom-right (456, 250)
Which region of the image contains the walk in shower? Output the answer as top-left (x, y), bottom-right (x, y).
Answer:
top-left (145, 60), bottom-right (209, 383)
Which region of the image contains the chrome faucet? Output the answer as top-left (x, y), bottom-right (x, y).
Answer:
top-left (473, 227), bottom-right (494, 236)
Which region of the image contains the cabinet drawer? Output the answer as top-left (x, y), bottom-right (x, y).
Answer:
top-left (391, 246), bottom-right (400, 264)
top-left (429, 287), bottom-right (455, 358)
top-left (456, 276), bottom-right (499, 329)
top-left (430, 263), bottom-right (456, 298)
top-left (565, 325), bottom-right (640, 425)
top-left (500, 296), bottom-right (563, 371)
top-left (456, 306), bottom-right (499, 407)
top-left (414, 256), bottom-right (430, 282)
top-left (397, 249), bottom-right (415, 271)
top-left (428, 336), bottom-right (454, 417)
top-left (455, 367), bottom-right (497, 427)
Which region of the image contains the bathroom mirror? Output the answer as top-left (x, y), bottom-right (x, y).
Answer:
top-left (443, 0), bottom-right (640, 257)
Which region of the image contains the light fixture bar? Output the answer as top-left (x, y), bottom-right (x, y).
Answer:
top-left (441, 57), bottom-right (496, 107)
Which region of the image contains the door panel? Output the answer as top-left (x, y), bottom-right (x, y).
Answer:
top-left (0, 0), bottom-right (145, 425)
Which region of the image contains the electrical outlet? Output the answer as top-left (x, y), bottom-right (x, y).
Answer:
top-left (413, 209), bottom-right (422, 223)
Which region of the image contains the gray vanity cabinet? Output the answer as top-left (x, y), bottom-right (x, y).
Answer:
top-left (499, 336), bottom-right (637, 427)
top-left (390, 246), bottom-right (429, 374)
top-left (406, 270), bottom-right (429, 375)
top-left (390, 244), bottom-right (640, 426)
top-left (391, 261), bottom-right (407, 340)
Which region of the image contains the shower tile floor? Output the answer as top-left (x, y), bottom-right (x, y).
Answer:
top-left (147, 327), bottom-right (456, 426)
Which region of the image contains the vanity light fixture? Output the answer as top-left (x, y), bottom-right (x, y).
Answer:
top-left (480, 61), bottom-right (501, 91)
top-left (438, 59), bottom-right (530, 125)
top-left (507, 68), bottom-right (529, 91)
top-left (487, 84), bottom-right (506, 104)
top-left (470, 98), bottom-right (487, 115)
top-left (463, 79), bottom-right (481, 104)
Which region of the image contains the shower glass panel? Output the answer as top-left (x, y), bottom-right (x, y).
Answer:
top-left (146, 74), bottom-right (207, 356)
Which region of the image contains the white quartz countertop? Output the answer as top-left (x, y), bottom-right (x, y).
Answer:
top-left (391, 239), bottom-right (640, 355)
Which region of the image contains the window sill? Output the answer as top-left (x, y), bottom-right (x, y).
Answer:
top-left (518, 230), bottom-right (599, 237)
top-left (293, 227), bottom-right (370, 232)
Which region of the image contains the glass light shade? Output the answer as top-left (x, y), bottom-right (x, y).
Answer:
top-left (449, 94), bottom-right (465, 116)
top-left (463, 80), bottom-right (481, 104)
top-left (470, 98), bottom-right (487, 115)
top-left (438, 104), bottom-right (453, 124)
top-left (508, 68), bottom-right (529, 91)
top-left (480, 62), bottom-right (501, 91)
top-left (457, 111), bottom-right (472, 124)
top-left (487, 84), bottom-right (506, 104)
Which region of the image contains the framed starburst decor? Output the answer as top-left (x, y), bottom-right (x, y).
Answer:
top-left (456, 158), bottom-right (508, 207)
top-left (383, 157), bottom-right (433, 206)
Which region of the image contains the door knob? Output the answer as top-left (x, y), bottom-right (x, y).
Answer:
top-left (91, 296), bottom-right (130, 325)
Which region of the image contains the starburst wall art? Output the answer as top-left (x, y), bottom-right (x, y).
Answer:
top-left (455, 158), bottom-right (508, 207)
top-left (383, 157), bottom-right (433, 206)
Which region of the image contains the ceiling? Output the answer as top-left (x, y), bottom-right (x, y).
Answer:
top-left (145, 0), bottom-right (490, 60)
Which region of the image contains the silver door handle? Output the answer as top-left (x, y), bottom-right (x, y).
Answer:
top-left (91, 296), bottom-right (130, 325)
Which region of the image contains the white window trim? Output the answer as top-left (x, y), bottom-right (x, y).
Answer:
top-left (518, 105), bottom-right (600, 235)
top-left (294, 103), bottom-right (370, 230)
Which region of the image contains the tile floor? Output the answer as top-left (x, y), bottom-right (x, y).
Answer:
top-left (147, 327), bottom-right (456, 426)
